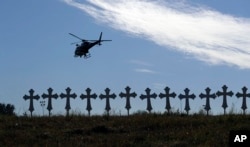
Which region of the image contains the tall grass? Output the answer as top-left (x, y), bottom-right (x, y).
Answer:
top-left (0, 113), bottom-right (249, 146)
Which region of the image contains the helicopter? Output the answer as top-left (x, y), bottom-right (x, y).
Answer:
top-left (69, 32), bottom-right (112, 58)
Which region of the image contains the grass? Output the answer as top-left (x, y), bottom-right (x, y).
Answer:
top-left (0, 113), bottom-right (250, 146)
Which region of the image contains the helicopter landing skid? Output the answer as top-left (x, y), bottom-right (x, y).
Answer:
top-left (84, 54), bottom-right (91, 59)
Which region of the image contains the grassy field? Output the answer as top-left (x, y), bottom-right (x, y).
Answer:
top-left (0, 113), bottom-right (250, 146)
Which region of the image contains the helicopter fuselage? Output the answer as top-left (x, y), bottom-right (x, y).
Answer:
top-left (74, 41), bottom-right (100, 58)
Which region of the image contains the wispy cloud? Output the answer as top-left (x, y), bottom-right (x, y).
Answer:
top-left (129, 59), bottom-right (153, 67)
top-left (130, 60), bottom-right (158, 74)
top-left (135, 68), bottom-right (157, 74)
top-left (64, 0), bottom-right (250, 69)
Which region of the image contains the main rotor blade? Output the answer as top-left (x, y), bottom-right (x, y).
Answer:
top-left (84, 40), bottom-right (111, 42)
top-left (100, 40), bottom-right (112, 42)
top-left (69, 33), bottom-right (84, 41)
top-left (69, 33), bottom-right (111, 42)
top-left (70, 41), bottom-right (81, 45)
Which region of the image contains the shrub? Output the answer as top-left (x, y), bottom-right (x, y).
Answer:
top-left (0, 103), bottom-right (15, 115)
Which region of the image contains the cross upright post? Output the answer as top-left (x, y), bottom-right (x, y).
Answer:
top-left (178, 88), bottom-right (196, 115)
top-left (99, 88), bottom-right (116, 116)
top-left (23, 89), bottom-right (40, 117)
top-left (119, 86), bottom-right (137, 116)
top-left (216, 85), bottom-right (234, 115)
top-left (236, 86), bottom-right (250, 115)
top-left (60, 87), bottom-right (77, 116)
top-left (42, 87), bottom-right (58, 117)
top-left (159, 87), bottom-right (176, 114)
top-left (140, 88), bottom-right (157, 113)
top-left (80, 88), bottom-right (97, 116)
top-left (199, 87), bottom-right (216, 116)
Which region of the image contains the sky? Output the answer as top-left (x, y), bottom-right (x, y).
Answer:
top-left (1, 0), bottom-right (250, 116)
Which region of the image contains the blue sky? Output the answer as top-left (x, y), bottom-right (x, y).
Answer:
top-left (1, 0), bottom-right (250, 116)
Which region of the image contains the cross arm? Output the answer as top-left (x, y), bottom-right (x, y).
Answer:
top-left (139, 95), bottom-right (146, 100)
top-left (99, 94), bottom-right (106, 99)
top-left (60, 93), bottom-right (66, 98)
top-left (110, 93), bottom-right (116, 99)
top-left (189, 94), bottom-right (196, 99)
top-left (33, 95), bottom-right (40, 100)
top-left (159, 93), bottom-right (165, 98)
top-left (151, 93), bottom-right (157, 99)
top-left (119, 92), bottom-right (137, 98)
top-left (71, 93), bottom-right (77, 98)
top-left (23, 95), bottom-right (29, 100)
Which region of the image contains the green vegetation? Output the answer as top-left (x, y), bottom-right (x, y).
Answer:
top-left (0, 113), bottom-right (250, 146)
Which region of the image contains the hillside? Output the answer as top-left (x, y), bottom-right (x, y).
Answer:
top-left (1, 113), bottom-right (250, 146)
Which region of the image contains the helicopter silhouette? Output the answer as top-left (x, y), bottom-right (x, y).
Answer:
top-left (69, 32), bottom-right (112, 58)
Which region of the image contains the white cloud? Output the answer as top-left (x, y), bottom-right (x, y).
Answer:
top-left (130, 60), bottom-right (158, 74)
top-left (135, 68), bottom-right (157, 74)
top-left (64, 0), bottom-right (250, 69)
